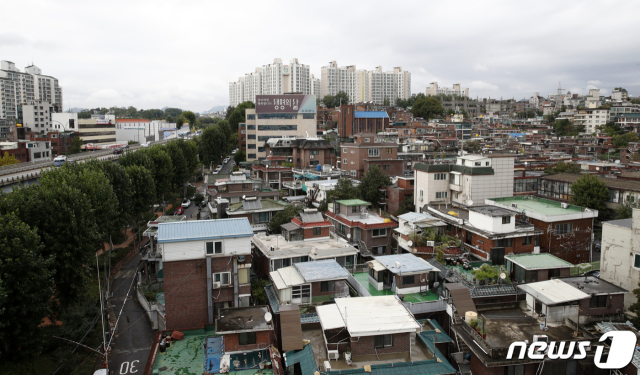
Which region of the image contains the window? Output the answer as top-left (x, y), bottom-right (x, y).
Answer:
top-left (34, 152), bottom-right (41, 158)
top-left (554, 223), bottom-right (573, 235)
top-left (368, 148), bottom-right (380, 157)
top-left (253, 212), bottom-right (270, 223)
top-left (364, 138), bottom-right (370, 142)
top-left (350, 170), bottom-right (356, 176)
top-left (383, 165), bottom-right (389, 171)
top-left (238, 268), bottom-right (249, 284)
top-left (321, 281), bottom-right (335, 292)
top-left (238, 332), bottom-right (257, 345)
top-left (374, 335), bottom-right (393, 348)
top-left (247, 125), bottom-right (255, 130)
top-left (372, 228), bottom-right (387, 237)
top-left (386, 148), bottom-right (393, 154)
top-left (257, 125), bottom-right (297, 131)
top-left (343, 158), bottom-right (347, 164)
top-left (248, 154), bottom-right (256, 159)
top-left (505, 365), bottom-right (525, 375)
top-left (634, 254), bottom-right (640, 269)
top-left (522, 236), bottom-right (532, 246)
top-left (310, 150), bottom-right (319, 155)
top-left (258, 135), bottom-right (282, 142)
top-left (302, 113), bottom-right (314, 119)
top-left (246, 114), bottom-right (255, 120)
top-left (402, 275), bottom-right (415, 285)
top-left (257, 113), bottom-right (297, 119)
top-left (313, 227), bottom-right (321, 236)
top-left (502, 216), bottom-right (511, 224)
top-left (475, 162), bottom-right (481, 166)
top-left (496, 238), bottom-right (513, 247)
top-left (434, 173), bottom-right (447, 180)
top-left (206, 241), bottom-right (223, 255)
top-left (590, 295), bottom-right (607, 308)
top-left (292, 284), bottom-right (311, 303)
top-left (485, 162), bottom-right (490, 166)
top-left (247, 134), bottom-right (256, 139)
top-left (435, 191), bottom-right (448, 199)
top-left (213, 272), bottom-right (231, 285)
top-left (248, 144), bottom-right (256, 149)
top-left (343, 148), bottom-right (347, 153)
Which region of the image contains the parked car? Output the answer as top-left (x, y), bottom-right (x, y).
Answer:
top-left (141, 142), bottom-right (150, 148)
top-left (175, 207), bottom-right (185, 215)
top-left (182, 199), bottom-right (191, 208)
top-left (582, 270), bottom-right (600, 277)
top-left (113, 148), bottom-right (122, 154)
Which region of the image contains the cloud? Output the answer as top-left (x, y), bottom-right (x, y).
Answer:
top-left (1, 0), bottom-right (640, 111)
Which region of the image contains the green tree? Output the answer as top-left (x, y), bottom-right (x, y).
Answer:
top-left (176, 116), bottom-right (185, 128)
top-left (613, 132), bottom-right (639, 149)
top-left (322, 95), bottom-right (335, 108)
top-left (251, 278), bottom-right (270, 305)
top-left (334, 91), bottom-right (349, 106)
top-left (228, 102), bottom-right (255, 131)
top-left (358, 166), bottom-right (391, 208)
top-left (553, 119), bottom-right (573, 136)
top-left (234, 150), bottom-right (246, 165)
top-left (472, 264), bottom-right (499, 282)
top-left (597, 122), bottom-right (622, 137)
top-left (84, 159), bottom-right (134, 227)
top-left (0, 152), bottom-right (19, 166)
top-left (146, 146), bottom-right (174, 200)
top-left (175, 139), bottom-right (199, 174)
top-left (631, 98), bottom-right (640, 105)
top-left (629, 282), bottom-right (640, 328)
top-left (182, 111), bottom-right (197, 131)
top-left (383, 97), bottom-right (390, 106)
top-left (411, 97), bottom-right (445, 120)
top-left (164, 107), bottom-right (183, 119)
top-left (268, 204), bottom-right (302, 234)
top-left (199, 126), bottom-right (227, 166)
top-left (544, 161), bottom-right (582, 175)
top-left (0, 214), bottom-right (55, 359)
top-left (165, 141), bottom-right (188, 188)
top-left (615, 198), bottom-right (640, 219)
top-left (465, 140), bottom-right (482, 153)
top-left (327, 177), bottom-right (359, 202)
top-left (70, 137), bottom-right (82, 154)
top-left (126, 165), bottom-right (156, 217)
top-left (569, 174), bottom-right (609, 217)
top-left (436, 249), bottom-right (445, 264)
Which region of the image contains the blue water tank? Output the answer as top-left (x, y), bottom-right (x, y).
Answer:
top-left (316, 164), bottom-right (322, 171)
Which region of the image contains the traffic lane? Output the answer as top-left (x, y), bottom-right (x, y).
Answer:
top-left (108, 254), bottom-right (155, 375)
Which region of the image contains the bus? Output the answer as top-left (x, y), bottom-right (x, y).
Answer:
top-left (53, 155), bottom-right (67, 167)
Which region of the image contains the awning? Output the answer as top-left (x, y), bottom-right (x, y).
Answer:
top-left (367, 259), bottom-right (386, 272)
top-left (446, 283), bottom-right (477, 315)
top-left (281, 222), bottom-right (301, 232)
top-left (316, 303), bottom-right (345, 330)
top-left (303, 174), bottom-right (319, 180)
top-left (293, 174), bottom-right (303, 178)
top-left (280, 304), bottom-right (304, 352)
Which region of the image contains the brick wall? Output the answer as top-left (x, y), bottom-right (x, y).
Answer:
top-left (311, 280), bottom-right (343, 298)
top-left (164, 259), bottom-right (208, 330)
top-left (350, 333), bottom-right (410, 356)
top-left (454, 229), bottom-right (536, 259)
top-left (252, 248), bottom-right (271, 278)
top-left (303, 226), bottom-right (330, 240)
top-left (579, 294), bottom-right (624, 317)
top-left (363, 159), bottom-right (405, 179)
top-left (536, 267), bottom-right (571, 281)
top-left (527, 217), bottom-right (593, 264)
top-left (360, 229), bottom-right (393, 255)
top-left (223, 330), bottom-right (274, 352)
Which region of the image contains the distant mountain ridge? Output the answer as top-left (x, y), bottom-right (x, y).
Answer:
top-left (202, 105), bottom-right (227, 114)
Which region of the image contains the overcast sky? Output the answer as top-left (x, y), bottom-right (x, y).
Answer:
top-left (3, 0), bottom-right (639, 113)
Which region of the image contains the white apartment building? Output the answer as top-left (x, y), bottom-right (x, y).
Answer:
top-left (573, 108), bottom-right (609, 134)
top-left (600, 209), bottom-right (640, 311)
top-left (229, 58), bottom-right (314, 107)
top-left (611, 88), bottom-right (629, 102)
top-left (311, 74), bottom-right (321, 100)
top-left (320, 62), bottom-right (410, 106)
top-left (425, 82), bottom-right (469, 98)
top-left (413, 154), bottom-right (515, 211)
top-left (0, 61), bottom-right (63, 120)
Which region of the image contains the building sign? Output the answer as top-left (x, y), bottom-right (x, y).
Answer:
top-left (255, 95), bottom-right (316, 114)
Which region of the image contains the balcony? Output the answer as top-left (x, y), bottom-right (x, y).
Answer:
top-left (449, 183), bottom-right (462, 192)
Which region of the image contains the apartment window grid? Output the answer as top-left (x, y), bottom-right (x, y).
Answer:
top-left (435, 191), bottom-right (448, 199)
top-left (434, 173), bottom-right (447, 181)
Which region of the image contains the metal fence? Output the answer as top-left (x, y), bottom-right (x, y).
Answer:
top-left (570, 261), bottom-right (600, 276)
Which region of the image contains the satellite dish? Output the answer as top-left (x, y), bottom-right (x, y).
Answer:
top-left (407, 240), bottom-right (413, 247)
top-left (347, 234), bottom-right (351, 239)
top-left (500, 273), bottom-right (506, 280)
top-left (467, 200), bottom-right (473, 206)
top-left (264, 312), bottom-right (272, 323)
top-left (615, 160), bottom-right (620, 164)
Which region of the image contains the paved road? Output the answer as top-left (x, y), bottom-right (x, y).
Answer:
top-left (108, 252), bottom-right (155, 375)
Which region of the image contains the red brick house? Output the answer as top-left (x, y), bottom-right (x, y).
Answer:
top-left (215, 306), bottom-right (276, 353)
top-left (384, 176), bottom-right (414, 214)
top-left (337, 105), bottom-right (390, 139)
top-left (325, 199), bottom-right (398, 257)
top-left (340, 133), bottom-right (405, 179)
top-left (158, 218), bottom-right (254, 330)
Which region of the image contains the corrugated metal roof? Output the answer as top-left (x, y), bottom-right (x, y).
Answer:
top-left (284, 344), bottom-right (318, 374)
top-left (299, 313), bottom-right (319, 324)
top-left (373, 254), bottom-right (434, 274)
top-left (354, 111), bottom-right (389, 119)
top-left (596, 322), bottom-right (640, 369)
top-left (264, 284), bottom-right (280, 314)
top-left (337, 199), bottom-right (370, 206)
top-left (242, 199), bottom-right (262, 210)
top-left (157, 218), bottom-right (253, 243)
top-left (334, 296), bottom-right (420, 336)
top-left (300, 212), bottom-right (324, 223)
top-left (418, 319), bottom-right (453, 344)
top-left (517, 279), bottom-right (589, 305)
top-left (276, 266), bottom-right (305, 287)
top-left (446, 283), bottom-right (477, 315)
top-left (398, 212), bottom-right (437, 222)
top-left (316, 303), bottom-right (345, 330)
top-left (505, 253), bottom-right (573, 270)
top-left (281, 222), bottom-right (301, 232)
top-left (294, 259), bottom-right (349, 282)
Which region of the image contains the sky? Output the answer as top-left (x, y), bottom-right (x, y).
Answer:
top-left (2, 0), bottom-right (639, 113)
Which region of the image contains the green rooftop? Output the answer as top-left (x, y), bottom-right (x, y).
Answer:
top-left (352, 272), bottom-right (439, 302)
top-left (488, 195), bottom-right (593, 216)
top-left (337, 199), bottom-right (370, 207)
top-left (505, 253), bottom-right (573, 270)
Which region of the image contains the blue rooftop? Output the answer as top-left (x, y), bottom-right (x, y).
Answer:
top-left (294, 259), bottom-right (350, 282)
top-left (354, 111), bottom-right (389, 119)
top-left (373, 254), bottom-right (434, 274)
top-left (157, 218), bottom-right (253, 243)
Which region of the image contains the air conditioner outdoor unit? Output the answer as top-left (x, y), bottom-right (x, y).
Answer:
top-left (327, 350), bottom-right (339, 360)
top-left (212, 281), bottom-right (221, 289)
top-left (427, 241), bottom-right (435, 247)
top-left (511, 203), bottom-right (518, 208)
top-left (561, 202), bottom-right (569, 209)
